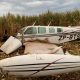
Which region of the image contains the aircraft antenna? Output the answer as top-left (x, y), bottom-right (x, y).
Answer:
top-left (48, 21), bottom-right (51, 26)
top-left (32, 21), bottom-right (36, 26)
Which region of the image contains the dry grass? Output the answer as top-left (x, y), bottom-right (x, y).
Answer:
top-left (62, 41), bottom-right (80, 55)
top-left (0, 10), bottom-right (80, 37)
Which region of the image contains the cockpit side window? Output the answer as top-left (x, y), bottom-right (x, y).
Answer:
top-left (24, 27), bottom-right (37, 34)
top-left (38, 27), bottom-right (46, 34)
top-left (57, 28), bottom-right (63, 32)
top-left (49, 27), bottom-right (55, 33)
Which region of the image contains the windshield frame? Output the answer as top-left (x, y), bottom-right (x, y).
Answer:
top-left (18, 27), bottom-right (27, 34)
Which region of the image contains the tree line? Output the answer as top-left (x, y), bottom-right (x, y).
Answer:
top-left (0, 10), bottom-right (80, 37)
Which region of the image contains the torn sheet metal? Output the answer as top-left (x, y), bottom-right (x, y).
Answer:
top-left (24, 42), bottom-right (64, 54)
top-left (0, 36), bottom-right (22, 54)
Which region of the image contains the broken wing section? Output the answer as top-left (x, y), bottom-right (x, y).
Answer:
top-left (0, 36), bottom-right (22, 54)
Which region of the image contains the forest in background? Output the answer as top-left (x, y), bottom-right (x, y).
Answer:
top-left (0, 10), bottom-right (80, 37)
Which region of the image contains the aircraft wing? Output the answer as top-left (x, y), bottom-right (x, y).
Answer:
top-left (30, 57), bottom-right (63, 76)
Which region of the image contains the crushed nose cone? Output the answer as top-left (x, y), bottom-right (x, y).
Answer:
top-left (0, 36), bottom-right (22, 54)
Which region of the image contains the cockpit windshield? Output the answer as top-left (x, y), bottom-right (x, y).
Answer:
top-left (24, 27), bottom-right (37, 34)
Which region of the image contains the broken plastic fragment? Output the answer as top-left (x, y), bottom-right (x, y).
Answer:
top-left (0, 36), bottom-right (22, 54)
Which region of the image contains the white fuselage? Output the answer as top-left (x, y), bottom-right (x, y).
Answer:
top-left (17, 26), bottom-right (80, 44)
top-left (0, 54), bottom-right (80, 77)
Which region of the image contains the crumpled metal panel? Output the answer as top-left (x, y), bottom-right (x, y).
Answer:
top-left (0, 36), bottom-right (22, 54)
top-left (24, 41), bottom-right (64, 54)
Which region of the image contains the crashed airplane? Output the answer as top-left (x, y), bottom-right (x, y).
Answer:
top-left (0, 25), bottom-right (80, 78)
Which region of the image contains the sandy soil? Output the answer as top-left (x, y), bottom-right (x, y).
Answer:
top-left (24, 42), bottom-right (64, 54)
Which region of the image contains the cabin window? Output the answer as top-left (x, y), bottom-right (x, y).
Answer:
top-left (49, 27), bottom-right (55, 33)
top-left (24, 27), bottom-right (37, 34)
top-left (57, 28), bottom-right (63, 32)
top-left (38, 27), bottom-right (46, 34)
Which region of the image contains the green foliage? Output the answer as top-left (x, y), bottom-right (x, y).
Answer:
top-left (0, 10), bottom-right (80, 36)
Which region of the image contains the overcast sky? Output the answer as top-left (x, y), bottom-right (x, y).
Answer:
top-left (0, 0), bottom-right (80, 16)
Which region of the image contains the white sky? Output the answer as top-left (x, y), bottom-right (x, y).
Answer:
top-left (0, 0), bottom-right (80, 16)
